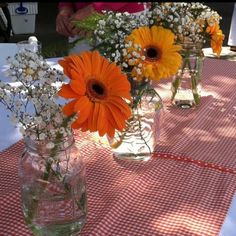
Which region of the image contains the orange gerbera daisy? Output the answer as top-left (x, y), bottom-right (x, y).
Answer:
top-left (206, 23), bottom-right (224, 57)
top-left (206, 22), bottom-right (219, 35)
top-left (210, 30), bottom-right (224, 57)
top-left (125, 25), bottom-right (182, 81)
top-left (58, 51), bottom-right (132, 138)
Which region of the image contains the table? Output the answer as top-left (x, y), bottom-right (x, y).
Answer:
top-left (202, 47), bottom-right (236, 62)
top-left (0, 46), bottom-right (236, 235)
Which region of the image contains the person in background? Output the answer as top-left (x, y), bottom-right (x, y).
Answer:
top-left (228, 3), bottom-right (236, 52)
top-left (56, 2), bottom-right (149, 54)
top-left (0, 2), bottom-right (12, 42)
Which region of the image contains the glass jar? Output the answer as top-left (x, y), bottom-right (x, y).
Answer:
top-left (17, 39), bottom-right (42, 53)
top-left (18, 133), bottom-right (87, 236)
top-left (108, 80), bottom-right (163, 161)
top-left (171, 42), bottom-right (205, 108)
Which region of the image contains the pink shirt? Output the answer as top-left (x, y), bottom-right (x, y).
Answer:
top-left (58, 2), bottom-right (147, 14)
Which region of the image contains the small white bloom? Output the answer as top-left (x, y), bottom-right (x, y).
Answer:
top-left (120, 61), bottom-right (127, 67)
top-left (141, 56), bottom-right (146, 61)
top-left (46, 142), bottom-right (55, 149)
top-left (30, 133), bottom-right (37, 141)
top-left (39, 133), bottom-right (46, 140)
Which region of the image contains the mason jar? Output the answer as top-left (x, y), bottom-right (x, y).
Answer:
top-left (108, 79), bottom-right (164, 162)
top-left (18, 133), bottom-right (87, 236)
top-left (171, 42), bottom-right (205, 108)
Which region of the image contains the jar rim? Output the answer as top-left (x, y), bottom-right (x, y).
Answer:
top-left (23, 132), bottom-right (75, 155)
top-left (179, 40), bottom-right (203, 49)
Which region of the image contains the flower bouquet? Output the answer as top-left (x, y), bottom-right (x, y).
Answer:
top-left (0, 50), bottom-right (88, 235)
top-left (71, 5), bottom-right (183, 160)
top-left (0, 49), bottom-right (133, 235)
top-left (72, 2), bottom-right (224, 109)
top-left (150, 2), bottom-right (225, 107)
top-left (152, 2), bottom-right (224, 54)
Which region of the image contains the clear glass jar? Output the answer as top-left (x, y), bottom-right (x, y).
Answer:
top-left (18, 133), bottom-right (87, 236)
top-left (108, 80), bottom-right (163, 161)
top-left (17, 40), bottom-right (42, 53)
top-left (171, 42), bottom-right (205, 108)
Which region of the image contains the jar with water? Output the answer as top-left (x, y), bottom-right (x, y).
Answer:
top-left (18, 133), bottom-right (87, 236)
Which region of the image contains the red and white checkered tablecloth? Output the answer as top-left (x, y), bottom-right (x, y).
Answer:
top-left (1, 131), bottom-right (236, 236)
top-left (156, 58), bottom-right (236, 170)
top-left (1, 58), bottom-right (236, 236)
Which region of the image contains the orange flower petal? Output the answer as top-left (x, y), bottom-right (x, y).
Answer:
top-left (107, 96), bottom-right (131, 118)
top-left (87, 102), bottom-right (95, 132)
top-left (109, 80), bottom-right (131, 100)
top-left (91, 51), bottom-right (102, 76)
top-left (69, 54), bottom-right (85, 68)
top-left (74, 96), bottom-right (93, 124)
top-left (58, 59), bottom-right (70, 77)
top-left (58, 84), bottom-right (80, 99)
top-left (79, 51), bottom-right (92, 75)
top-left (62, 99), bottom-right (78, 116)
top-left (101, 105), bottom-right (118, 130)
top-left (100, 63), bottom-right (122, 83)
top-left (80, 119), bottom-right (89, 132)
top-left (97, 105), bottom-right (108, 136)
top-left (102, 106), bottom-right (116, 138)
top-left (91, 102), bottom-right (100, 131)
top-left (104, 103), bottom-right (126, 131)
top-left (107, 126), bottom-right (115, 139)
top-left (70, 74), bottom-right (86, 95)
top-left (98, 57), bottom-right (111, 79)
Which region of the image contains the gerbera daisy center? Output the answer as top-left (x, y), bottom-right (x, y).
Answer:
top-left (87, 79), bottom-right (107, 101)
top-left (144, 46), bottom-right (161, 62)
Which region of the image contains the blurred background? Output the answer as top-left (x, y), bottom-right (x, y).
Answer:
top-left (0, 2), bottom-right (235, 58)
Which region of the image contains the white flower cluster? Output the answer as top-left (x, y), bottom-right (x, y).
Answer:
top-left (90, 2), bottom-right (221, 72)
top-left (152, 2), bottom-right (222, 44)
top-left (93, 10), bottom-right (150, 68)
top-left (0, 50), bottom-right (75, 141)
top-left (78, 2), bottom-right (222, 77)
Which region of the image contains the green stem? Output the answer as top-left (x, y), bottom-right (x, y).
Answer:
top-left (24, 159), bottom-right (52, 233)
top-left (171, 76), bottom-right (181, 101)
top-left (171, 54), bottom-right (189, 102)
top-left (172, 49), bottom-right (202, 106)
top-left (191, 75), bottom-right (200, 106)
top-left (137, 112), bottom-right (152, 155)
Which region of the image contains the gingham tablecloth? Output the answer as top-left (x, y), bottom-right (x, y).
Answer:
top-left (155, 58), bottom-right (236, 170)
top-left (1, 57), bottom-right (236, 236)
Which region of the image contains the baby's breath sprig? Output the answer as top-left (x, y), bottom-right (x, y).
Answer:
top-left (0, 50), bottom-right (76, 142)
top-left (152, 2), bottom-right (223, 46)
top-left (72, 2), bottom-right (224, 68)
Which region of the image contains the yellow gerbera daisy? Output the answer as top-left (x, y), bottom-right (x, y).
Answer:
top-left (58, 51), bottom-right (132, 138)
top-left (125, 25), bottom-right (182, 81)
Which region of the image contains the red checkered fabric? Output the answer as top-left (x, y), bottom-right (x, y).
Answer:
top-left (1, 131), bottom-right (236, 236)
top-left (0, 58), bottom-right (236, 236)
top-left (155, 58), bottom-right (236, 170)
